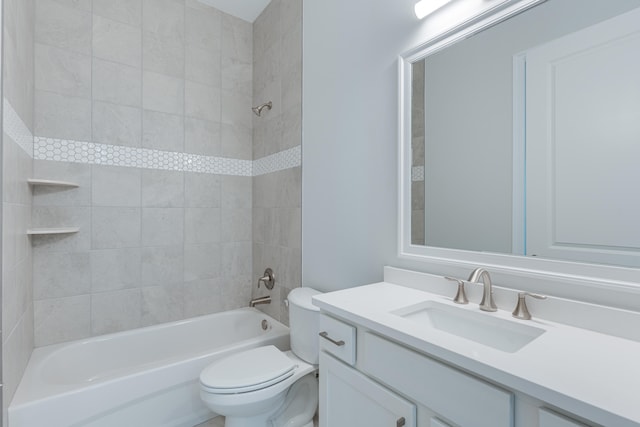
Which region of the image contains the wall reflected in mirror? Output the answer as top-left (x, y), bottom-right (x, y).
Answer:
top-left (409, 0), bottom-right (640, 268)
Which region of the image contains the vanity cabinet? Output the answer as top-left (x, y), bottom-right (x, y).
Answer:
top-left (318, 313), bottom-right (597, 427)
top-left (318, 313), bottom-right (512, 427)
top-left (319, 351), bottom-right (416, 427)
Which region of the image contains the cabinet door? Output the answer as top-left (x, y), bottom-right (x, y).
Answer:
top-left (539, 408), bottom-right (587, 427)
top-left (319, 351), bottom-right (416, 427)
top-left (431, 418), bottom-right (453, 427)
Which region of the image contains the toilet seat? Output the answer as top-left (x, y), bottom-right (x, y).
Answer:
top-left (200, 346), bottom-right (297, 394)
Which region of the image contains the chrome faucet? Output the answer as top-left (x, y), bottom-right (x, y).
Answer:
top-left (249, 296), bottom-right (271, 307)
top-left (468, 267), bottom-right (497, 312)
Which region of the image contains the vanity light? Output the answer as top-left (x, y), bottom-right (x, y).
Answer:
top-left (414, 0), bottom-right (453, 19)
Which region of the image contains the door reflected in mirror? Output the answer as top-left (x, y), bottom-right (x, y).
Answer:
top-left (409, 0), bottom-right (640, 268)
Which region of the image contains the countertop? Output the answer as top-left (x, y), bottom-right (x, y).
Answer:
top-left (312, 282), bottom-right (640, 427)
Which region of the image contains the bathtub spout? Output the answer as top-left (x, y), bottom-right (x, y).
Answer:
top-left (249, 296), bottom-right (271, 307)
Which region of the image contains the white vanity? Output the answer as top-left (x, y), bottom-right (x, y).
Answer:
top-left (313, 268), bottom-right (640, 427)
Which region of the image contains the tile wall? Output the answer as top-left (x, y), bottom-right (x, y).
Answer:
top-left (0, 1), bottom-right (303, 419)
top-left (2, 0), bottom-right (35, 422)
top-left (411, 59), bottom-right (425, 246)
top-left (31, 0), bottom-right (255, 346)
top-left (251, 0), bottom-right (302, 324)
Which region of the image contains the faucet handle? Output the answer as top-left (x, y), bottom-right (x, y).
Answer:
top-left (257, 268), bottom-right (275, 290)
top-left (444, 277), bottom-right (469, 304)
top-left (512, 292), bottom-right (547, 320)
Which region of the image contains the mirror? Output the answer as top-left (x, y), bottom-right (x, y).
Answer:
top-left (406, 0), bottom-right (640, 269)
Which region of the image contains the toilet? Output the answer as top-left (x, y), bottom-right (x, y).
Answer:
top-left (199, 288), bottom-right (321, 427)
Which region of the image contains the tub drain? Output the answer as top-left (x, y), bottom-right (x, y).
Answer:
top-left (261, 319), bottom-right (269, 330)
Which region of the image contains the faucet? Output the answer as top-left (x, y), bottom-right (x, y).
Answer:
top-left (467, 267), bottom-right (497, 312)
top-left (257, 268), bottom-right (275, 290)
top-left (249, 296), bottom-right (271, 307)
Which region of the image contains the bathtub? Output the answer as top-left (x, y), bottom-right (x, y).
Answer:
top-left (9, 308), bottom-right (290, 427)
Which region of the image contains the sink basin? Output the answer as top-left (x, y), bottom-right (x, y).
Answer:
top-left (391, 301), bottom-right (545, 353)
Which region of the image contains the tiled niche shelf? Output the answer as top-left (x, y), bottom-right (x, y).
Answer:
top-left (28, 178), bottom-right (79, 188)
top-left (28, 178), bottom-right (80, 236)
top-left (27, 227), bottom-right (80, 235)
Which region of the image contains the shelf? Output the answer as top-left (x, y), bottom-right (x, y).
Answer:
top-left (28, 179), bottom-right (79, 188)
top-left (27, 227), bottom-right (80, 236)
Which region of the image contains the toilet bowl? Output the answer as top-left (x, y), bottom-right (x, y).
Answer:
top-left (199, 288), bottom-right (321, 427)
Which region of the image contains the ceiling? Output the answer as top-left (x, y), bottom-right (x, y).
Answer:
top-left (196, 0), bottom-right (271, 23)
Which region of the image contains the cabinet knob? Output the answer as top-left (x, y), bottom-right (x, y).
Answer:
top-left (397, 417), bottom-right (406, 427)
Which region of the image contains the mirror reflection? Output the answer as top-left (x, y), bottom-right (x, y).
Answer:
top-left (410, 0), bottom-right (640, 268)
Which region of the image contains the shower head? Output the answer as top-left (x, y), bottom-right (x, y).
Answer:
top-left (252, 101), bottom-right (272, 117)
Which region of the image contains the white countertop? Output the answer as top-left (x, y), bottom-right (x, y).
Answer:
top-left (312, 282), bottom-right (640, 427)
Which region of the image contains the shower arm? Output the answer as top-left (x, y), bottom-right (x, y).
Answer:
top-left (252, 101), bottom-right (272, 117)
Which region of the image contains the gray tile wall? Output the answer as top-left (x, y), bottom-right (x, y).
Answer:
top-left (32, 0), bottom-right (254, 346)
top-left (251, 0), bottom-right (302, 325)
top-left (2, 0), bottom-right (35, 422)
top-left (411, 60), bottom-right (425, 246)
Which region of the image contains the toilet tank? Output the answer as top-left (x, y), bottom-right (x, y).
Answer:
top-left (287, 287), bottom-right (322, 365)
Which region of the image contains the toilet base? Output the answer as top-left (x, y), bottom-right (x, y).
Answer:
top-left (223, 418), bottom-right (313, 427)
top-left (211, 373), bottom-right (318, 427)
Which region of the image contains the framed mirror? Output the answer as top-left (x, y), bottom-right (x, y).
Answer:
top-left (399, 0), bottom-right (640, 286)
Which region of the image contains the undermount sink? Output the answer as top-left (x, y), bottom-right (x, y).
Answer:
top-left (391, 300), bottom-right (545, 353)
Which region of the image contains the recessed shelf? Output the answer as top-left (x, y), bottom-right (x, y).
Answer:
top-left (27, 227), bottom-right (80, 236)
top-left (28, 179), bottom-right (79, 188)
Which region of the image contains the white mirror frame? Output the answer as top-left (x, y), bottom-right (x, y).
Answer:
top-left (398, 0), bottom-right (640, 296)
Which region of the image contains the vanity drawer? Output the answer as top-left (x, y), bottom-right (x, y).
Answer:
top-left (361, 332), bottom-right (513, 427)
top-left (539, 408), bottom-right (587, 427)
top-left (319, 314), bottom-right (356, 365)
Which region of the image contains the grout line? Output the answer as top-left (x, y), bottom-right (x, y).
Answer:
top-left (140, 0), bottom-right (146, 323)
top-left (90, 0), bottom-right (95, 337)
top-left (182, 0), bottom-right (188, 316)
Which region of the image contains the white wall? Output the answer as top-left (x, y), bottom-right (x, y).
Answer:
top-left (302, 0), bottom-right (502, 291)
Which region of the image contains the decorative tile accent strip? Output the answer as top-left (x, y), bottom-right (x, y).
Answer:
top-left (3, 98), bottom-right (34, 157)
top-left (34, 136), bottom-right (295, 177)
top-left (184, 152), bottom-right (252, 175)
top-left (412, 166), bottom-right (424, 182)
top-left (253, 145), bottom-right (302, 176)
top-left (34, 137), bottom-right (253, 176)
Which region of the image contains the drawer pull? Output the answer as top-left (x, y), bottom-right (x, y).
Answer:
top-left (397, 417), bottom-right (406, 427)
top-left (319, 331), bottom-right (345, 347)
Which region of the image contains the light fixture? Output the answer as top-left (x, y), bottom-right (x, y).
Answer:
top-left (414, 0), bottom-right (453, 19)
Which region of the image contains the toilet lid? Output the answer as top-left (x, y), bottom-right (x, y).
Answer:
top-left (200, 346), bottom-right (296, 394)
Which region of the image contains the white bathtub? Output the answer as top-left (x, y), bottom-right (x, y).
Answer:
top-left (9, 308), bottom-right (290, 427)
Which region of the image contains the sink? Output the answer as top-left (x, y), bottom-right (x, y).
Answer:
top-left (391, 301), bottom-right (545, 353)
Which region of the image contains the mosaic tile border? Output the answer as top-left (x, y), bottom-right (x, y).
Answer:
top-left (3, 98), bottom-right (34, 157)
top-left (33, 137), bottom-right (300, 177)
top-left (412, 166), bottom-right (424, 182)
top-left (253, 145), bottom-right (301, 176)
top-left (34, 137), bottom-right (253, 176)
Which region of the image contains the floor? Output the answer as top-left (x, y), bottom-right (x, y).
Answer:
top-left (194, 416), bottom-right (225, 427)
top-left (195, 413), bottom-right (319, 426)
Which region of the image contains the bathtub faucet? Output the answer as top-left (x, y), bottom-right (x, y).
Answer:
top-left (249, 296), bottom-right (271, 307)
